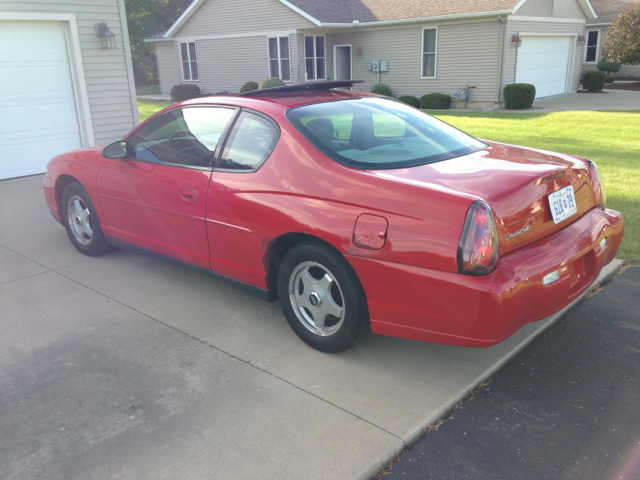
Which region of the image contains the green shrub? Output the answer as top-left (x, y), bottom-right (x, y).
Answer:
top-left (503, 83), bottom-right (536, 109)
top-left (420, 93), bottom-right (451, 109)
top-left (605, 75), bottom-right (615, 84)
top-left (371, 83), bottom-right (392, 96)
top-left (397, 95), bottom-right (420, 108)
top-left (170, 84), bottom-right (201, 102)
top-left (627, 75), bottom-right (637, 80)
top-left (259, 77), bottom-right (286, 89)
top-left (240, 81), bottom-right (259, 93)
top-left (583, 70), bottom-right (607, 92)
top-left (597, 60), bottom-right (622, 75)
top-left (580, 73), bottom-right (585, 85)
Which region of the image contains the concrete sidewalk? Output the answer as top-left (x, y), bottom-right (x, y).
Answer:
top-left (0, 175), bottom-right (623, 479)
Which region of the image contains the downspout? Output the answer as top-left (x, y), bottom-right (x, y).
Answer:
top-left (497, 14), bottom-right (506, 104)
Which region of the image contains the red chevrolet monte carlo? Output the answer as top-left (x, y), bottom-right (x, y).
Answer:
top-left (43, 81), bottom-right (624, 353)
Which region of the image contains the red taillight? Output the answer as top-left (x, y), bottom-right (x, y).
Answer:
top-left (458, 201), bottom-right (499, 275)
top-left (588, 160), bottom-right (606, 209)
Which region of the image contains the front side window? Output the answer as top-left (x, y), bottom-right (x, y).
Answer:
top-left (127, 107), bottom-right (236, 168)
top-left (585, 30), bottom-right (599, 63)
top-left (268, 37), bottom-right (291, 82)
top-left (286, 97), bottom-right (485, 170)
top-left (422, 28), bottom-right (437, 78)
top-left (305, 35), bottom-right (326, 81)
top-left (218, 112), bottom-right (279, 171)
top-left (181, 42), bottom-right (199, 80)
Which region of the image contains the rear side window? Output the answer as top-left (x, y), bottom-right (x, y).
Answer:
top-left (217, 112), bottom-right (279, 171)
top-left (286, 97), bottom-right (486, 170)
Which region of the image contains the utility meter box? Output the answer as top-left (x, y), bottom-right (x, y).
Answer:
top-left (379, 60), bottom-right (388, 72)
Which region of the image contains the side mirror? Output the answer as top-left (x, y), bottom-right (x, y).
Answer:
top-left (102, 141), bottom-right (127, 159)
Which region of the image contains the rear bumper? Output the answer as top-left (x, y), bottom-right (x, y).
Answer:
top-left (347, 207), bottom-right (624, 347)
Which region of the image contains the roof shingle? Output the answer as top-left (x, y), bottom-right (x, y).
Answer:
top-left (587, 0), bottom-right (640, 24)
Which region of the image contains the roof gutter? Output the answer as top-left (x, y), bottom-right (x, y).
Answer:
top-left (586, 22), bottom-right (612, 27)
top-left (316, 10), bottom-right (513, 28)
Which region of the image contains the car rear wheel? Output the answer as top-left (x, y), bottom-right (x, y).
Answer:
top-left (278, 241), bottom-right (369, 353)
top-left (61, 182), bottom-right (107, 256)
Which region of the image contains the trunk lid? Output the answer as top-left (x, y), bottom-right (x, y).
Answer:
top-left (368, 141), bottom-right (597, 254)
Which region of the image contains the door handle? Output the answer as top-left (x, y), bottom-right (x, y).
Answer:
top-left (180, 189), bottom-right (199, 202)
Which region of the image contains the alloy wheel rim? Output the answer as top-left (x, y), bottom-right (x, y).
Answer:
top-left (288, 261), bottom-right (345, 336)
top-left (67, 195), bottom-right (94, 246)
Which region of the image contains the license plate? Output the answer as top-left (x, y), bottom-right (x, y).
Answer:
top-left (549, 185), bottom-right (578, 224)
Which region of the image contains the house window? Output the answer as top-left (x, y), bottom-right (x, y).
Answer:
top-left (305, 35), bottom-right (325, 81)
top-left (268, 37), bottom-right (291, 82)
top-left (585, 30), bottom-right (599, 63)
top-left (180, 42), bottom-right (199, 81)
top-left (421, 28), bottom-right (437, 78)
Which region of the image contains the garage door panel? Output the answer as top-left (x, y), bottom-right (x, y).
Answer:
top-left (0, 21), bottom-right (81, 180)
top-left (516, 36), bottom-right (572, 99)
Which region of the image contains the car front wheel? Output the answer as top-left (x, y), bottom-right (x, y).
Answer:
top-left (61, 182), bottom-right (107, 256)
top-left (278, 241), bottom-right (369, 353)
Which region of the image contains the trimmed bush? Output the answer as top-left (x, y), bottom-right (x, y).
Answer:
top-left (419, 93), bottom-right (451, 109)
top-left (259, 77), bottom-right (286, 89)
top-left (371, 83), bottom-right (392, 96)
top-left (240, 81), bottom-right (259, 93)
top-left (170, 84), bottom-right (201, 102)
top-left (583, 70), bottom-right (607, 92)
top-left (597, 60), bottom-right (622, 75)
top-left (503, 83), bottom-right (536, 110)
top-left (606, 75), bottom-right (615, 84)
top-left (626, 75), bottom-right (637, 80)
top-left (397, 95), bottom-right (420, 108)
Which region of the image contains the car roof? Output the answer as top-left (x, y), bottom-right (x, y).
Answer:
top-left (179, 82), bottom-right (383, 110)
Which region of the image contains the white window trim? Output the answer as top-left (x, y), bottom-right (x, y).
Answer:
top-left (583, 29), bottom-right (600, 64)
top-left (420, 27), bottom-right (438, 79)
top-left (332, 44), bottom-right (353, 82)
top-left (304, 35), bottom-right (326, 81)
top-left (180, 41), bottom-right (199, 81)
top-left (267, 36), bottom-right (292, 83)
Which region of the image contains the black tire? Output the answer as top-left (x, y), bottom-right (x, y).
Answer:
top-left (60, 182), bottom-right (108, 256)
top-left (277, 241), bottom-right (369, 353)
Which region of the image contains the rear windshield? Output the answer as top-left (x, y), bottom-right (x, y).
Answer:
top-left (286, 97), bottom-right (486, 169)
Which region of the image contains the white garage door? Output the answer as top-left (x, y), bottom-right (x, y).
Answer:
top-left (516, 36), bottom-right (572, 99)
top-left (0, 21), bottom-right (82, 180)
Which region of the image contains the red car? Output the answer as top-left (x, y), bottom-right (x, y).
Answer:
top-left (44, 81), bottom-right (624, 353)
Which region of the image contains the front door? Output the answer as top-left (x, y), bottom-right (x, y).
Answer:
top-left (96, 106), bottom-right (237, 269)
top-left (335, 46), bottom-right (352, 81)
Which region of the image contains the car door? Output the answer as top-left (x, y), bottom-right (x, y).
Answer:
top-left (206, 110), bottom-right (280, 287)
top-left (96, 106), bottom-right (237, 269)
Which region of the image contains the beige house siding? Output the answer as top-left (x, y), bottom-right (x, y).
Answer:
top-left (329, 18), bottom-right (504, 104)
top-left (155, 42), bottom-right (180, 94)
top-left (552, 0), bottom-right (586, 19)
top-left (175, 0), bottom-right (316, 38)
top-left (503, 18), bottom-right (585, 93)
top-left (0, 0), bottom-right (137, 144)
top-left (515, 0), bottom-right (553, 17)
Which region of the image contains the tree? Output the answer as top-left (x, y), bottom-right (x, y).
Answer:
top-left (125, 0), bottom-right (192, 85)
top-left (597, 60), bottom-right (621, 75)
top-left (600, 5), bottom-right (640, 66)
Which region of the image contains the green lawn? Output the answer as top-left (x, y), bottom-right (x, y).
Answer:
top-left (137, 99), bottom-right (639, 263)
top-left (138, 98), bottom-right (171, 121)
top-left (135, 84), bottom-right (161, 95)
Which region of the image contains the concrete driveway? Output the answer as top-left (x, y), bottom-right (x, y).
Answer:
top-left (0, 175), bottom-right (623, 479)
top-left (532, 88), bottom-right (640, 111)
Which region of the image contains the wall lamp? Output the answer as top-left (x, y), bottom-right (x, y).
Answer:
top-left (95, 22), bottom-right (116, 49)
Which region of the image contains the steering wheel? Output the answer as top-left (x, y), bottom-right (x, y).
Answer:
top-left (167, 130), bottom-right (195, 149)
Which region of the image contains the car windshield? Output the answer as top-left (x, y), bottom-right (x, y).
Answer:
top-left (286, 97), bottom-right (486, 169)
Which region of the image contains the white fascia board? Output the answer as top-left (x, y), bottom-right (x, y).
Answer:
top-left (145, 37), bottom-right (174, 43)
top-left (319, 10), bottom-right (513, 28)
top-left (165, 0), bottom-right (205, 38)
top-left (278, 0), bottom-right (322, 26)
top-left (511, 0), bottom-right (528, 14)
top-left (510, 15), bottom-right (586, 23)
top-left (586, 23), bottom-right (612, 27)
top-left (578, 0), bottom-right (598, 20)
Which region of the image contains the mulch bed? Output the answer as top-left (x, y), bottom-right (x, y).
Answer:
top-left (602, 81), bottom-right (640, 91)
